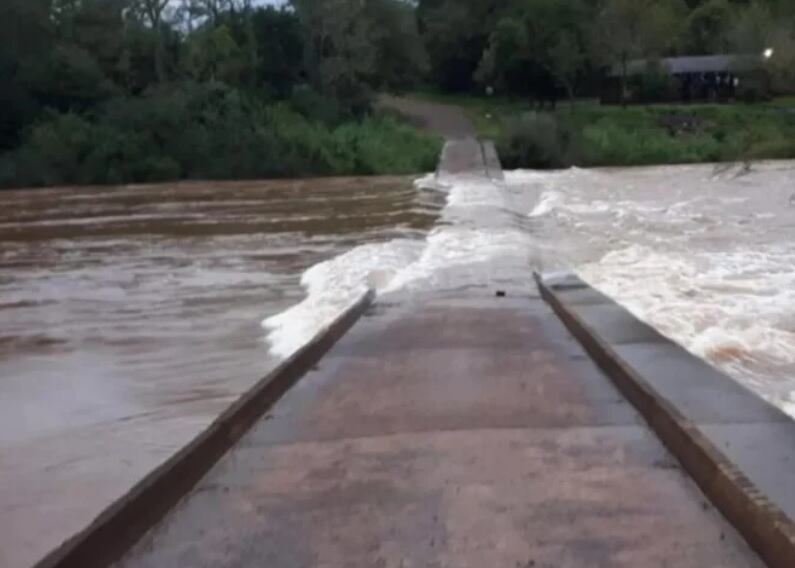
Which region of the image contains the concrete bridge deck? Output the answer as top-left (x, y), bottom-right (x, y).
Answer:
top-left (116, 290), bottom-right (762, 568)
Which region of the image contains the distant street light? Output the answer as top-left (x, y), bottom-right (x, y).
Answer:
top-left (764, 48), bottom-right (774, 59)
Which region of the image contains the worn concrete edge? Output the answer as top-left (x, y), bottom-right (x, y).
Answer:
top-left (33, 290), bottom-right (376, 568)
top-left (434, 140), bottom-right (452, 179)
top-left (480, 140), bottom-right (505, 182)
top-left (535, 273), bottom-right (795, 568)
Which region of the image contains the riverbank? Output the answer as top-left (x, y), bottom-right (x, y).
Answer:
top-left (0, 87), bottom-right (443, 191)
top-left (409, 92), bottom-right (795, 168)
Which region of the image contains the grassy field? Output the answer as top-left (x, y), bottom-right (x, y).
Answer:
top-left (410, 91), bottom-right (795, 168)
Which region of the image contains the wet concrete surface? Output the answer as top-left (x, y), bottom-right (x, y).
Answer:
top-left (548, 275), bottom-right (795, 546)
top-left (117, 291), bottom-right (764, 568)
top-left (437, 139), bottom-right (492, 177)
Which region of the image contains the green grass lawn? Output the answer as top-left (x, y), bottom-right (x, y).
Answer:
top-left (409, 91), bottom-right (795, 168)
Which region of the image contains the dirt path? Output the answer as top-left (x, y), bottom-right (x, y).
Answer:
top-left (379, 94), bottom-right (476, 140)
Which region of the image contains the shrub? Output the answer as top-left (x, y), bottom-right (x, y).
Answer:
top-left (332, 114), bottom-right (441, 174)
top-left (581, 120), bottom-right (726, 166)
top-left (497, 112), bottom-right (580, 169)
top-left (633, 62), bottom-right (675, 103)
top-left (14, 112), bottom-right (97, 186)
top-left (0, 82), bottom-right (442, 188)
top-left (289, 87), bottom-right (349, 126)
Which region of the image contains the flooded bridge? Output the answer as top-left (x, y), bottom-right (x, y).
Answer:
top-left (36, 140), bottom-right (795, 568)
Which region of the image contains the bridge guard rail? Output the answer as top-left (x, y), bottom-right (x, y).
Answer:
top-left (536, 273), bottom-right (795, 568)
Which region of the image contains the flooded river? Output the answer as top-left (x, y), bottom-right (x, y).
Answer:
top-left (2, 161), bottom-right (794, 567)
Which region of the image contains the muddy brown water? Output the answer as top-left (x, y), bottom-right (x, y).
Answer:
top-left (0, 177), bottom-right (442, 568)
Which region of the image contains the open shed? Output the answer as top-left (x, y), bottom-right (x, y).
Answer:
top-left (601, 54), bottom-right (770, 104)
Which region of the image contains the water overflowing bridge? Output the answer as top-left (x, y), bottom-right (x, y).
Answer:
top-left (37, 139), bottom-right (795, 568)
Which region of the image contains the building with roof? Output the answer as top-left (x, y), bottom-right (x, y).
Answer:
top-left (601, 54), bottom-right (771, 105)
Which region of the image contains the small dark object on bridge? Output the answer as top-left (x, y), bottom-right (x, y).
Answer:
top-left (496, 290), bottom-right (507, 297)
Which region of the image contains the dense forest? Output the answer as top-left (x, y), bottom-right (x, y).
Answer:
top-left (0, 0), bottom-right (437, 187)
top-left (419, 0), bottom-right (794, 100)
top-left (1, 0), bottom-right (794, 187)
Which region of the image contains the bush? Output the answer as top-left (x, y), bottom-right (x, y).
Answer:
top-left (497, 112), bottom-right (580, 169)
top-left (737, 79), bottom-right (770, 104)
top-left (332, 114), bottom-right (441, 174)
top-left (288, 87), bottom-right (349, 126)
top-left (580, 120), bottom-right (727, 166)
top-left (12, 112), bottom-right (98, 186)
top-left (0, 82), bottom-right (442, 188)
top-left (633, 62), bottom-right (675, 104)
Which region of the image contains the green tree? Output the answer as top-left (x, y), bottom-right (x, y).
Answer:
top-left (549, 32), bottom-right (586, 108)
top-left (475, 16), bottom-right (528, 93)
top-left (419, 0), bottom-right (501, 92)
top-left (727, 0), bottom-right (781, 52)
top-left (682, 0), bottom-right (733, 54)
top-left (250, 7), bottom-right (303, 97)
top-left (592, 0), bottom-right (687, 106)
top-left (33, 44), bottom-right (118, 110)
top-left (129, 0), bottom-right (170, 83)
top-left (185, 25), bottom-right (244, 83)
top-left (727, 1), bottom-right (795, 93)
top-left (476, 0), bottom-right (590, 105)
top-left (291, 0), bottom-right (377, 115)
top-left (0, 0), bottom-right (53, 149)
top-left (186, 0), bottom-right (251, 26)
top-left (365, 0), bottom-right (428, 92)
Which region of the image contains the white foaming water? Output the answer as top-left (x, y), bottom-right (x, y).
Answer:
top-left (581, 244), bottom-right (795, 386)
top-left (528, 190), bottom-right (564, 217)
top-left (263, 169), bottom-right (534, 355)
top-left (386, 173), bottom-right (535, 291)
top-left (264, 160), bottom-right (795, 417)
top-left (261, 239), bottom-right (423, 358)
top-left (509, 162), bottom-right (795, 416)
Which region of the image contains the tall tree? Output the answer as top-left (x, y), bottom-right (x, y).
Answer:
top-left (365, 0), bottom-right (428, 91)
top-left (727, 0), bottom-right (795, 93)
top-left (250, 7), bottom-right (304, 96)
top-left (0, 0), bottom-right (53, 149)
top-left (419, 0), bottom-right (501, 92)
top-left (549, 32), bottom-right (586, 108)
top-left (185, 24), bottom-right (244, 83)
top-left (592, 0), bottom-right (686, 106)
top-left (187, 0), bottom-right (251, 25)
top-left (682, 0), bottom-right (733, 54)
top-left (290, 0), bottom-right (377, 115)
top-left (476, 0), bottom-right (590, 105)
top-left (131, 0), bottom-right (170, 82)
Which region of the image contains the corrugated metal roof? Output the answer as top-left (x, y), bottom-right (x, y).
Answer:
top-left (610, 54), bottom-right (762, 77)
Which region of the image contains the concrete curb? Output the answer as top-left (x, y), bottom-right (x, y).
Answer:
top-left (536, 273), bottom-right (795, 568)
top-left (34, 290), bottom-right (376, 568)
top-left (480, 140), bottom-right (505, 182)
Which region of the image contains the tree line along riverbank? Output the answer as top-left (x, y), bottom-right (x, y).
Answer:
top-left (2, 1), bottom-right (794, 189)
